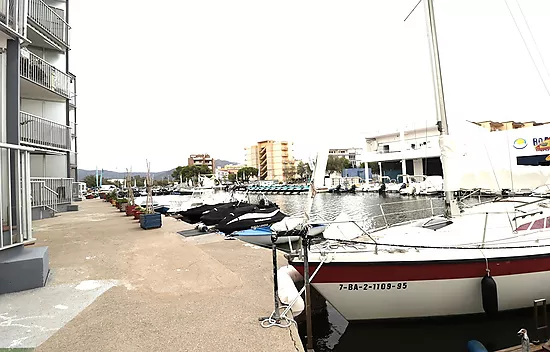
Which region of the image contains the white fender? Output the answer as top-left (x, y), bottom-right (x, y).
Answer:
top-left (277, 266), bottom-right (304, 316)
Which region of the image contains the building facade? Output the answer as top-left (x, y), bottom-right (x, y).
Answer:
top-left (363, 121), bottom-right (550, 181)
top-left (328, 147), bottom-right (363, 168)
top-left (245, 140), bottom-right (294, 182)
top-left (188, 153), bottom-right (215, 170)
top-left (18, 0), bottom-right (77, 219)
top-left (363, 124), bottom-right (442, 181)
top-left (1, 0), bottom-right (65, 293)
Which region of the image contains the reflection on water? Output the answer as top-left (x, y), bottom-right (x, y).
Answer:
top-left (266, 192), bottom-right (538, 352)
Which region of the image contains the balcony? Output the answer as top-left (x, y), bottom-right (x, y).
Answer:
top-left (20, 49), bottom-right (71, 100)
top-left (20, 111), bottom-right (71, 151)
top-left (0, 142), bottom-right (34, 251)
top-left (0, 0), bottom-right (27, 38)
top-left (27, 0), bottom-right (70, 49)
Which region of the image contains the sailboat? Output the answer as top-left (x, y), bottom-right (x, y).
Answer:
top-left (287, 0), bottom-right (550, 321)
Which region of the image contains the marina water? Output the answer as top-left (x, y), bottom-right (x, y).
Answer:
top-left (268, 192), bottom-right (537, 352)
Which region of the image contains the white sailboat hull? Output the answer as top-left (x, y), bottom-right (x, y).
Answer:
top-left (311, 271), bottom-right (550, 321)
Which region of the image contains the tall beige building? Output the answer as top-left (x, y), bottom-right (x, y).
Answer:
top-left (245, 141), bottom-right (295, 181)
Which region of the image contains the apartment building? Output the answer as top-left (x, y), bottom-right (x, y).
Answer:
top-left (188, 153), bottom-right (214, 170)
top-left (244, 140), bottom-right (294, 182)
top-left (1, 0), bottom-right (76, 294)
top-left (328, 147), bottom-right (363, 168)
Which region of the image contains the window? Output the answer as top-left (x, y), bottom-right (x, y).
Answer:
top-left (419, 217), bottom-right (453, 231)
top-left (516, 222), bottom-right (531, 231)
top-left (531, 219), bottom-right (545, 230)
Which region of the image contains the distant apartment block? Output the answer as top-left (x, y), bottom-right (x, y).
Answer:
top-left (329, 147), bottom-right (363, 168)
top-left (188, 154), bottom-right (215, 170)
top-left (474, 121), bottom-right (548, 132)
top-left (219, 164), bottom-right (244, 175)
top-left (245, 140), bottom-right (295, 182)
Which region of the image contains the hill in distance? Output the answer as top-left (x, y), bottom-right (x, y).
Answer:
top-left (78, 159), bottom-right (239, 181)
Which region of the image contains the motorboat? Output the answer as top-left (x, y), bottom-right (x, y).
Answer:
top-left (418, 175), bottom-right (444, 196)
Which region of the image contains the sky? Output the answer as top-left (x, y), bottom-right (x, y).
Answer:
top-left (70, 0), bottom-right (550, 172)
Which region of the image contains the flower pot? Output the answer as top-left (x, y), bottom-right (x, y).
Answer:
top-left (140, 213), bottom-right (162, 230)
top-left (120, 203), bottom-right (128, 212)
top-left (133, 210), bottom-right (142, 220)
top-left (126, 205), bottom-right (136, 216)
top-left (111, 199), bottom-right (116, 206)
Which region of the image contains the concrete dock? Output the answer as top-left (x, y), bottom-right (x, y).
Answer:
top-left (0, 199), bottom-right (304, 352)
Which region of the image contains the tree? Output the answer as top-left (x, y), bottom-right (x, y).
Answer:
top-left (326, 156), bottom-right (352, 173)
top-left (171, 165), bottom-right (212, 185)
top-left (359, 162), bottom-right (366, 169)
top-left (296, 161), bottom-right (306, 180)
top-left (83, 175), bottom-right (97, 188)
top-left (368, 162), bottom-right (380, 174)
top-left (283, 164), bottom-right (296, 182)
top-left (132, 175), bottom-right (145, 187)
top-left (154, 178), bottom-right (170, 186)
top-left (237, 167), bottom-right (258, 182)
top-left (228, 173), bottom-right (237, 183)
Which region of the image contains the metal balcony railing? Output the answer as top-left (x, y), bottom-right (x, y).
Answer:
top-left (0, 142), bottom-right (33, 251)
top-left (20, 111), bottom-right (71, 151)
top-left (28, 0), bottom-right (70, 47)
top-left (68, 72), bottom-right (76, 108)
top-left (20, 50), bottom-right (71, 98)
top-left (0, 0), bottom-right (27, 38)
top-left (30, 177), bottom-right (73, 211)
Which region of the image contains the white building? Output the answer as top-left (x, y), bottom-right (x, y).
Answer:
top-left (1, 0), bottom-right (77, 294)
top-left (363, 121), bottom-right (550, 185)
top-left (328, 147), bottom-right (363, 168)
top-left (363, 123), bottom-right (442, 180)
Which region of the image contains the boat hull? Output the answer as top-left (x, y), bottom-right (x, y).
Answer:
top-left (292, 256), bottom-right (550, 321)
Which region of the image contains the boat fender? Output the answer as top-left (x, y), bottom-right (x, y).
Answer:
top-left (467, 340), bottom-right (488, 352)
top-left (277, 266), bottom-right (304, 316)
top-left (481, 273), bottom-right (498, 315)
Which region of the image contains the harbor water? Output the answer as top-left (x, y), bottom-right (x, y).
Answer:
top-left (267, 192), bottom-right (538, 352)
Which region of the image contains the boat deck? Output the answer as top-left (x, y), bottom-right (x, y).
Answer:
top-left (497, 343), bottom-right (546, 351)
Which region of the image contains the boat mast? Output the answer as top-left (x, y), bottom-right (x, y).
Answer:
top-left (424, 0), bottom-right (459, 216)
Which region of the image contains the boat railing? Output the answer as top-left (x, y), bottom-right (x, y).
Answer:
top-left (307, 198), bottom-right (445, 235)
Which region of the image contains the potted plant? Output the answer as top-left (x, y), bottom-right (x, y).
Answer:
top-left (133, 206), bottom-right (144, 220)
top-left (139, 160), bottom-right (162, 230)
top-left (117, 198), bottom-right (128, 212)
top-left (126, 203), bottom-right (136, 216)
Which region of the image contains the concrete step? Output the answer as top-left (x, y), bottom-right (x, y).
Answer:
top-left (0, 245), bottom-right (49, 294)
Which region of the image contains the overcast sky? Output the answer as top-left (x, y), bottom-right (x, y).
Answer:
top-left (70, 0), bottom-right (550, 172)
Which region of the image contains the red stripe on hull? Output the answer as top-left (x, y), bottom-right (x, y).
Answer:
top-left (292, 255), bottom-right (550, 282)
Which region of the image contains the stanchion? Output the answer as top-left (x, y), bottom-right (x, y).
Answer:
top-left (259, 232), bottom-right (281, 322)
top-left (303, 234), bottom-right (315, 352)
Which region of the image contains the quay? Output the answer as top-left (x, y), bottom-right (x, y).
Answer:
top-left (0, 200), bottom-right (303, 352)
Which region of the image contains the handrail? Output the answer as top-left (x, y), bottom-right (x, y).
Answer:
top-left (43, 185), bottom-right (58, 197)
top-left (20, 111), bottom-right (71, 151)
top-left (0, 142), bottom-right (35, 151)
top-left (20, 49), bottom-right (71, 98)
top-left (27, 0), bottom-right (70, 46)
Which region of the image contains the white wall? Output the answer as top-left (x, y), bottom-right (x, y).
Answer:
top-left (45, 0), bottom-right (66, 14)
top-left (30, 154), bottom-right (67, 177)
top-left (21, 99), bottom-right (66, 125)
top-left (26, 47), bottom-right (66, 72)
